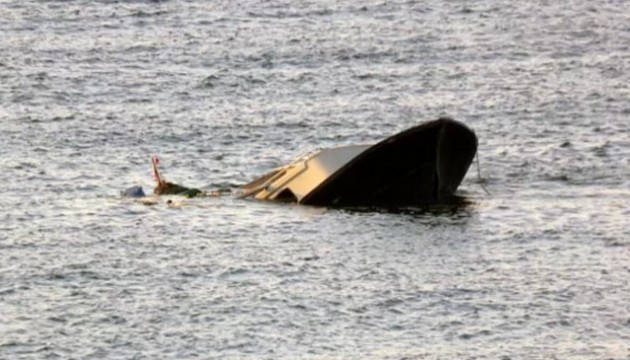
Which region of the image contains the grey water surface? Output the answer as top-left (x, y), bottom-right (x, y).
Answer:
top-left (1, 1), bottom-right (629, 359)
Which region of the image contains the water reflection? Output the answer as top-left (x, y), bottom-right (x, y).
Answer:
top-left (332, 195), bottom-right (476, 219)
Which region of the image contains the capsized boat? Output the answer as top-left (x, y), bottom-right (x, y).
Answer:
top-left (241, 117), bottom-right (478, 207)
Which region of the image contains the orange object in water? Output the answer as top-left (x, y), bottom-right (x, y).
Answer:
top-left (151, 155), bottom-right (164, 187)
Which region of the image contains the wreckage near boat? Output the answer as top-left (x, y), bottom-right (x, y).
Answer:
top-left (241, 117), bottom-right (478, 207)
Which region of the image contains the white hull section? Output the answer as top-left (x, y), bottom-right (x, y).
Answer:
top-left (242, 145), bottom-right (370, 202)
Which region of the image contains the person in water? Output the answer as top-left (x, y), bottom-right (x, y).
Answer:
top-left (151, 155), bottom-right (203, 198)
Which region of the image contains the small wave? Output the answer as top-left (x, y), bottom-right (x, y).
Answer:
top-left (195, 73), bottom-right (267, 90)
top-left (0, 287), bottom-right (16, 296)
top-left (458, 329), bottom-right (493, 340)
top-left (98, 315), bottom-right (127, 325)
top-left (246, 9), bottom-right (333, 19)
top-left (219, 267), bottom-right (250, 278)
top-left (130, 10), bottom-right (169, 18)
top-left (198, 74), bottom-right (221, 89)
top-left (123, 45), bottom-right (158, 53)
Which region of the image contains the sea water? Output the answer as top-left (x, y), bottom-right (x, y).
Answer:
top-left (1, 1), bottom-right (628, 358)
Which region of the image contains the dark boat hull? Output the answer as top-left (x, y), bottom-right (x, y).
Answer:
top-left (300, 118), bottom-right (478, 207)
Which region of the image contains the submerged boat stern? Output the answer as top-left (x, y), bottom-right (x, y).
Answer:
top-left (242, 118), bottom-right (477, 208)
top-left (300, 118), bottom-right (477, 207)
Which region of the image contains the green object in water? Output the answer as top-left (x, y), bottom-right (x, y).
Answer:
top-left (156, 182), bottom-right (202, 197)
top-left (182, 188), bottom-right (202, 198)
